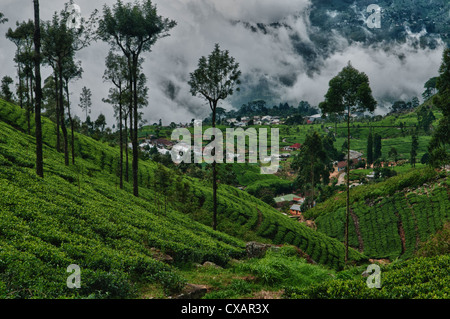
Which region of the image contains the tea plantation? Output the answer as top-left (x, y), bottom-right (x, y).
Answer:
top-left (0, 99), bottom-right (366, 298)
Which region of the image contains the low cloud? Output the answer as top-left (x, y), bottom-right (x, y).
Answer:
top-left (0, 0), bottom-right (445, 126)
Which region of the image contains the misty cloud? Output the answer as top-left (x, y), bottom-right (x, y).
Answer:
top-left (0, 0), bottom-right (445, 126)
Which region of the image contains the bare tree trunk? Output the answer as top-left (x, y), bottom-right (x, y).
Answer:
top-left (65, 81), bottom-right (75, 165)
top-left (211, 100), bottom-right (218, 230)
top-left (54, 73), bottom-right (61, 152)
top-left (345, 106), bottom-right (351, 263)
top-left (18, 63), bottom-right (23, 109)
top-left (58, 65), bottom-right (69, 166)
top-left (33, 0), bottom-right (44, 178)
top-left (124, 111), bottom-right (129, 183)
top-left (26, 71), bottom-right (31, 135)
top-left (132, 55), bottom-right (139, 197)
top-left (311, 159), bottom-right (315, 209)
top-left (118, 88), bottom-right (123, 189)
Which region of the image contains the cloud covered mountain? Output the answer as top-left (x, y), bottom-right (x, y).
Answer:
top-left (0, 0), bottom-right (448, 125)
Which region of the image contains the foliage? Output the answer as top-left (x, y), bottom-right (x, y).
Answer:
top-left (236, 246), bottom-right (333, 287)
top-left (285, 255), bottom-right (450, 299)
top-left (309, 169), bottom-right (449, 260)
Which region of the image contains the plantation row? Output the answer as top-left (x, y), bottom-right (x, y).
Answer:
top-left (284, 254), bottom-right (450, 299)
top-left (189, 182), bottom-right (367, 270)
top-left (0, 120), bottom-right (246, 298)
top-left (314, 179), bottom-right (450, 260)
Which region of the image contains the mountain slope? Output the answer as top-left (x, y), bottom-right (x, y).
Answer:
top-left (0, 98), bottom-right (366, 298)
top-left (305, 167), bottom-right (450, 260)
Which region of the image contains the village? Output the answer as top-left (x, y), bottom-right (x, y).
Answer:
top-left (133, 120), bottom-right (384, 232)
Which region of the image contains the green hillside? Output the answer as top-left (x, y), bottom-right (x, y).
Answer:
top-left (0, 98), bottom-right (368, 298)
top-left (305, 167), bottom-right (450, 260)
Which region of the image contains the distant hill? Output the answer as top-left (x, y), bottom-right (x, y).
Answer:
top-left (305, 167), bottom-right (449, 260)
top-left (229, 0), bottom-right (449, 108)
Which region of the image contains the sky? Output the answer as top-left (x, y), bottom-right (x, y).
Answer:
top-left (0, 0), bottom-right (446, 127)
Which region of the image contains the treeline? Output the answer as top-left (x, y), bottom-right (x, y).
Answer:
top-left (207, 100), bottom-right (319, 124)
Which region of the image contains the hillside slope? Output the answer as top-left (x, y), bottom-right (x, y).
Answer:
top-left (305, 167), bottom-right (450, 260)
top-left (0, 99), bottom-right (366, 298)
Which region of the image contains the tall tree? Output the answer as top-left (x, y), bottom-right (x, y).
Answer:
top-left (373, 133), bottom-right (382, 161)
top-left (0, 76), bottom-right (14, 102)
top-left (33, 0), bottom-right (44, 178)
top-left (188, 43), bottom-right (241, 230)
top-left (429, 48), bottom-right (450, 167)
top-left (410, 130), bottom-right (418, 168)
top-left (292, 131), bottom-right (332, 209)
top-left (366, 130), bottom-right (374, 167)
top-left (388, 147), bottom-right (399, 167)
top-left (319, 61), bottom-right (377, 263)
top-left (417, 104), bottom-right (435, 134)
top-left (98, 0), bottom-right (176, 197)
top-left (103, 51), bottom-right (129, 189)
top-left (41, 1), bottom-right (96, 165)
top-left (79, 86), bottom-right (92, 120)
top-left (63, 58), bottom-right (83, 164)
top-left (6, 20), bottom-right (35, 125)
top-left (422, 77), bottom-right (438, 101)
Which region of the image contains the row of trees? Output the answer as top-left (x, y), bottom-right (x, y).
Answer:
top-left (4, 0), bottom-right (177, 199)
top-left (5, 2), bottom-right (96, 168)
top-left (3, 2), bottom-right (243, 233)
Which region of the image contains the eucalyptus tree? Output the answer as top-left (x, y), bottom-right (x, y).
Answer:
top-left (98, 0), bottom-right (176, 197)
top-left (319, 62), bottom-right (377, 263)
top-left (79, 86), bottom-right (92, 121)
top-left (6, 20), bottom-right (35, 129)
top-left (291, 131), bottom-right (332, 210)
top-left (63, 58), bottom-right (83, 164)
top-left (33, 0), bottom-right (44, 178)
top-left (41, 1), bottom-right (97, 165)
top-left (410, 130), bottom-right (418, 168)
top-left (102, 51), bottom-right (129, 189)
top-left (188, 43), bottom-right (241, 230)
top-left (0, 76), bottom-right (14, 102)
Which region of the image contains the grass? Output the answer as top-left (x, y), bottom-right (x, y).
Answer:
top-left (178, 245), bottom-right (336, 299)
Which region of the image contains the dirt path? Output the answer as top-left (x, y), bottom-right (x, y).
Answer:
top-left (349, 208), bottom-right (364, 252)
top-left (336, 172), bottom-right (346, 186)
top-left (404, 193), bottom-right (420, 251)
top-left (395, 211), bottom-right (406, 255)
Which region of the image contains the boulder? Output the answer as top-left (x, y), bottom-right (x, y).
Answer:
top-left (202, 261), bottom-right (222, 269)
top-left (149, 247), bottom-right (174, 264)
top-left (245, 241), bottom-right (274, 258)
top-left (173, 284), bottom-right (208, 299)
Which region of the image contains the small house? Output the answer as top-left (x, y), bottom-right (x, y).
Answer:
top-left (289, 204), bottom-right (303, 217)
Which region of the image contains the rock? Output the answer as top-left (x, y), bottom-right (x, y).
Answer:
top-left (149, 247), bottom-right (173, 264)
top-left (202, 261), bottom-right (222, 269)
top-left (173, 284), bottom-right (208, 299)
top-left (245, 241), bottom-right (274, 259)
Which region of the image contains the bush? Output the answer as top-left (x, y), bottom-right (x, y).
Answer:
top-left (80, 270), bottom-right (137, 299)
